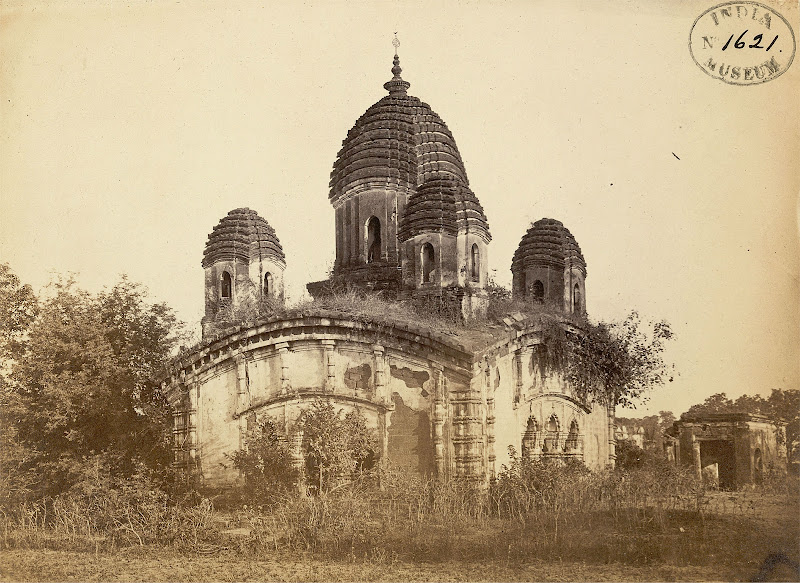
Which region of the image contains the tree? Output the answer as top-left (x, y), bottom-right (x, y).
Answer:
top-left (684, 392), bottom-right (735, 416)
top-left (230, 417), bottom-right (298, 504)
top-left (0, 264), bottom-right (39, 504)
top-left (563, 311), bottom-right (674, 409)
top-left (1, 274), bottom-right (185, 500)
top-left (615, 439), bottom-right (650, 470)
top-left (657, 410), bottom-right (676, 448)
top-left (300, 399), bottom-right (378, 493)
top-left (0, 263), bottom-right (38, 364)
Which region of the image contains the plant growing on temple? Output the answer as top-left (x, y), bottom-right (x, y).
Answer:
top-left (562, 311), bottom-right (674, 408)
top-left (230, 417), bottom-right (298, 504)
top-left (300, 399), bottom-right (378, 493)
top-left (1, 273), bottom-right (186, 501)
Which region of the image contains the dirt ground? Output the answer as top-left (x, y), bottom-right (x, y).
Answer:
top-left (0, 549), bottom-right (733, 583)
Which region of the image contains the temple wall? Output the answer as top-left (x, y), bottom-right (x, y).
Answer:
top-left (334, 187), bottom-right (408, 271)
top-left (165, 314), bottom-right (475, 488)
top-left (455, 233), bottom-right (489, 288)
top-left (166, 316), bottom-right (615, 489)
top-left (485, 332), bottom-right (612, 475)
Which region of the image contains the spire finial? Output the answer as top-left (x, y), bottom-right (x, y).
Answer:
top-left (384, 33), bottom-right (410, 96)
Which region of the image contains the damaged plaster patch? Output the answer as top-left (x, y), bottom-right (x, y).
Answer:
top-left (344, 363), bottom-right (372, 391)
top-left (390, 365), bottom-right (429, 389)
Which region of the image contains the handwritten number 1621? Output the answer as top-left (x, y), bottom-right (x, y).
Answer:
top-left (722, 30), bottom-right (779, 51)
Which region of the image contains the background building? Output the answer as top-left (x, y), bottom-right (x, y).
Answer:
top-left (667, 413), bottom-right (787, 489)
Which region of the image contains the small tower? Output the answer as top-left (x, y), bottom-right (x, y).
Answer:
top-left (397, 177), bottom-right (491, 319)
top-left (201, 208), bottom-right (285, 337)
top-left (511, 218), bottom-right (586, 315)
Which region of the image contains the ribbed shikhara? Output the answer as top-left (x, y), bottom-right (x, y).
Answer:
top-left (329, 96), bottom-right (467, 200)
top-left (329, 91), bottom-right (491, 243)
top-left (511, 218), bottom-right (586, 275)
top-left (396, 178), bottom-right (490, 241)
top-left (202, 208), bottom-right (285, 268)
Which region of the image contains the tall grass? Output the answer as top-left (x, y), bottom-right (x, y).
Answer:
top-left (2, 464), bottom-right (798, 570)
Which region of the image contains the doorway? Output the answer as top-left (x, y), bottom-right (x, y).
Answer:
top-left (700, 439), bottom-right (736, 489)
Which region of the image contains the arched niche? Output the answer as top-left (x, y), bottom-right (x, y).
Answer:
top-left (221, 271), bottom-right (232, 299)
top-left (366, 216), bottom-right (381, 264)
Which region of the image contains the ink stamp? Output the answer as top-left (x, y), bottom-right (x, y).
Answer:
top-left (690, 1), bottom-right (796, 85)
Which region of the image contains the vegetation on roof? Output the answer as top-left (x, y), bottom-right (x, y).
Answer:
top-left (201, 284), bottom-right (675, 409)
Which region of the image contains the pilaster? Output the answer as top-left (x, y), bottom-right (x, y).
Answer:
top-left (276, 342), bottom-right (291, 394)
top-left (322, 340), bottom-right (336, 392)
top-left (432, 364), bottom-right (446, 478)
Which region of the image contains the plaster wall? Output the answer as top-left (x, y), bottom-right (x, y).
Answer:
top-left (203, 260), bottom-right (251, 320)
top-left (168, 316), bottom-right (615, 489)
top-left (401, 233), bottom-right (459, 289)
top-left (193, 363), bottom-right (242, 486)
top-left (455, 233), bottom-right (489, 288)
top-left (247, 256), bottom-right (285, 301)
top-left (563, 266), bottom-right (586, 314)
top-left (488, 339), bottom-right (611, 473)
top-left (335, 188), bottom-right (408, 271)
top-left (167, 317), bottom-right (476, 487)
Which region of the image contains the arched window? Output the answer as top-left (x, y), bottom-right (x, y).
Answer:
top-left (573, 283), bottom-right (581, 313)
top-left (533, 280), bottom-right (544, 303)
top-left (264, 272), bottom-right (273, 297)
top-left (421, 243), bottom-right (435, 283)
top-left (544, 414), bottom-right (559, 453)
top-left (566, 419), bottom-right (580, 451)
top-left (470, 244), bottom-right (480, 281)
top-left (221, 271), bottom-right (232, 299)
top-left (366, 216), bottom-right (381, 264)
top-left (522, 417), bottom-right (538, 459)
top-left (517, 272), bottom-right (526, 298)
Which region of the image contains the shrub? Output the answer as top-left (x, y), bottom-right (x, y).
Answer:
top-left (229, 418), bottom-right (298, 506)
top-left (490, 447), bottom-right (592, 521)
top-left (301, 400), bottom-right (378, 494)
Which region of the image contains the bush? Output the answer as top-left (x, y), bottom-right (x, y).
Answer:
top-left (301, 400), bottom-right (378, 494)
top-left (490, 447), bottom-right (592, 521)
top-left (229, 418), bottom-right (298, 506)
top-left (615, 439), bottom-right (658, 470)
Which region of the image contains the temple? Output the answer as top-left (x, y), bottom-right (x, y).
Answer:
top-left (164, 45), bottom-right (616, 488)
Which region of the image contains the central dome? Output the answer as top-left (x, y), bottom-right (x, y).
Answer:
top-left (329, 56), bottom-right (470, 206)
top-left (310, 50), bottom-right (491, 301)
top-left (329, 96), bottom-right (470, 204)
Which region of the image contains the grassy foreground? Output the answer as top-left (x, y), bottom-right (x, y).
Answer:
top-left (1, 488), bottom-right (798, 582)
top-left (2, 462), bottom-right (799, 582)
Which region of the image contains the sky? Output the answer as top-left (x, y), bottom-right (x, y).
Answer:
top-left (1, 0), bottom-right (798, 417)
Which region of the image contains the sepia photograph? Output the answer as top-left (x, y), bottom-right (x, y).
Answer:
top-left (1, 1), bottom-right (798, 581)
